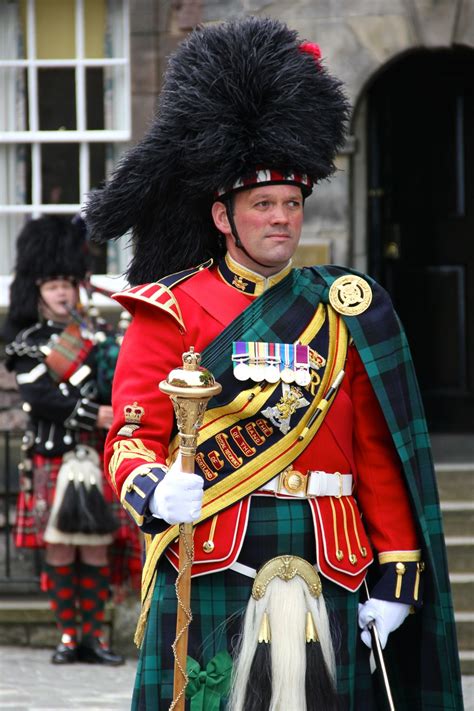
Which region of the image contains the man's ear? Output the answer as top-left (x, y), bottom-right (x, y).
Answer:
top-left (211, 201), bottom-right (231, 235)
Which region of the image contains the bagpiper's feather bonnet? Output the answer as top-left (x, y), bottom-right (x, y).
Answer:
top-left (85, 16), bottom-right (350, 285)
top-left (5, 216), bottom-right (89, 337)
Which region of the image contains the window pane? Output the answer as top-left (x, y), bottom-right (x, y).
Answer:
top-left (90, 142), bottom-right (106, 188)
top-left (35, 0), bottom-right (76, 59)
top-left (85, 0), bottom-right (106, 58)
top-left (38, 69), bottom-right (76, 130)
top-left (42, 143), bottom-right (79, 204)
top-left (88, 141), bottom-right (108, 273)
top-left (88, 239), bottom-right (108, 274)
top-left (104, 65), bottom-right (128, 131)
top-left (86, 68), bottom-right (104, 130)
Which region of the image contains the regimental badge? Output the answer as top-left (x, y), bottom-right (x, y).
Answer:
top-left (117, 401), bottom-right (145, 437)
top-left (261, 384), bottom-right (310, 434)
top-left (328, 275), bottom-right (372, 316)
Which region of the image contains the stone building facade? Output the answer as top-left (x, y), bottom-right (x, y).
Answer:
top-left (129, 0), bottom-right (474, 432)
top-left (129, 0), bottom-right (474, 267)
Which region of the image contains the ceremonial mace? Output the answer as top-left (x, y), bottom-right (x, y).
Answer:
top-left (159, 348), bottom-right (222, 711)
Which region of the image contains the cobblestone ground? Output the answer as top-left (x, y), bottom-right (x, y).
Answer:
top-left (0, 646), bottom-right (472, 710)
top-left (0, 646), bottom-right (137, 710)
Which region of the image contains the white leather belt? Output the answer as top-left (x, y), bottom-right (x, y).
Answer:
top-left (255, 468), bottom-right (353, 499)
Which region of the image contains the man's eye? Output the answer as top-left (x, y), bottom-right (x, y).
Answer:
top-left (288, 200), bottom-right (301, 208)
top-left (255, 201), bottom-right (269, 208)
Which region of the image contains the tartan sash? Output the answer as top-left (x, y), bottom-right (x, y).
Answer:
top-left (313, 265), bottom-right (463, 710)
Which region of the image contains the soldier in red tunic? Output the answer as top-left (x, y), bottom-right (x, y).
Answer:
top-left (86, 16), bottom-right (462, 711)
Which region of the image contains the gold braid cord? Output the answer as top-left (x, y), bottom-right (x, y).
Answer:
top-left (169, 525), bottom-right (194, 711)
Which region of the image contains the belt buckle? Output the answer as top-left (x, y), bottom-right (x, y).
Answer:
top-left (335, 471), bottom-right (343, 498)
top-left (278, 467), bottom-right (308, 496)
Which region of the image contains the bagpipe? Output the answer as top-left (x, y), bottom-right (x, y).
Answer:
top-left (42, 278), bottom-right (131, 404)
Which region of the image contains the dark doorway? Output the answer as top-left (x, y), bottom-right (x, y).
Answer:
top-left (367, 48), bottom-right (474, 432)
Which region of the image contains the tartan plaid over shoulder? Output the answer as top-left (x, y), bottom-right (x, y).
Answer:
top-left (312, 264), bottom-right (463, 710)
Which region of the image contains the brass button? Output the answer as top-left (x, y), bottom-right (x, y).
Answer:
top-left (203, 541), bottom-right (215, 553)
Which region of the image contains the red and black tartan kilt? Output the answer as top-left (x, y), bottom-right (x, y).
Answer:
top-left (14, 432), bottom-right (142, 590)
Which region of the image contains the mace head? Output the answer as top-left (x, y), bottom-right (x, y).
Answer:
top-left (159, 347), bottom-right (222, 399)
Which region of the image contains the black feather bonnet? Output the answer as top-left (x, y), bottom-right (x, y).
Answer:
top-left (85, 16), bottom-right (350, 285)
top-left (5, 216), bottom-right (89, 337)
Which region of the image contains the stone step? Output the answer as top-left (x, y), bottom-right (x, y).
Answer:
top-left (460, 651), bottom-right (474, 676)
top-left (435, 463), bottom-right (474, 502)
top-left (455, 612), bottom-right (474, 650)
top-left (450, 574), bottom-right (474, 612)
top-left (445, 536), bottom-right (474, 573)
top-left (0, 596), bottom-right (115, 647)
top-left (441, 502), bottom-right (474, 537)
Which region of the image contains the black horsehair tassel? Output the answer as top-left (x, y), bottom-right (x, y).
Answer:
top-left (305, 611), bottom-right (339, 711)
top-left (243, 614), bottom-right (272, 711)
top-left (86, 475), bottom-right (118, 534)
top-left (56, 473), bottom-right (80, 532)
top-left (76, 474), bottom-right (98, 533)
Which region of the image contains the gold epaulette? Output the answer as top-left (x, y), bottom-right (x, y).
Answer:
top-left (112, 260), bottom-right (213, 330)
top-left (113, 283), bottom-right (185, 330)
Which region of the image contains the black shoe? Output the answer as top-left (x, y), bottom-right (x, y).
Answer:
top-left (51, 642), bottom-right (78, 664)
top-left (77, 638), bottom-right (125, 666)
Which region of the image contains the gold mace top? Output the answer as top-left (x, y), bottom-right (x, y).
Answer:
top-left (159, 347), bottom-right (222, 400)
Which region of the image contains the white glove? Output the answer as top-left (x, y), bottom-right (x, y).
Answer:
top-left (358, 598), bottom-right (411, 649)
top-left (149, 456), bottom-right (204, 525)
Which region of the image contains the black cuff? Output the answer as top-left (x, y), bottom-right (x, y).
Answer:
top-left (371, 560), bottom-right (424, 608)
top-left (121, 465), bottom-right (168, 530)
top-left (64, 398), bottom-right (99, 431)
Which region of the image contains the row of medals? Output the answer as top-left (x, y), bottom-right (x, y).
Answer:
top-left (232, 341), bottom-right (312, 387)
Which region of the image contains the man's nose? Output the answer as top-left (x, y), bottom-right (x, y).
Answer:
top-left (270, 204), bottom-right (289, 223)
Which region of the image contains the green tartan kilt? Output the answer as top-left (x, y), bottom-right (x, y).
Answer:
top-left (133, 497), bottom-right (379, 710)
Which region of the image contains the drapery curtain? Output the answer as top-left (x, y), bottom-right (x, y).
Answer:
top-left (0, 0), bottom-right (27, 273)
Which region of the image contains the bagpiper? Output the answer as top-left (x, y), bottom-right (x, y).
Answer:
top-left (5, 215), bottom-right (141, 665)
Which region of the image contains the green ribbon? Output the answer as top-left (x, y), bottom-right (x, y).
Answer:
top-left (185, 651), bottom-right (233, 711)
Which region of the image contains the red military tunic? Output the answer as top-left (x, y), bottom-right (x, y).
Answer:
top-left (105, 257), bottom-right (421, 604)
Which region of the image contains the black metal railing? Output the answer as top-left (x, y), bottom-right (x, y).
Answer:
top-left (0, 430), bottom-right (42, 588)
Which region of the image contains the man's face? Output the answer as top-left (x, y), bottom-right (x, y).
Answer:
top-left (213, 184), bottom-right (304, 275)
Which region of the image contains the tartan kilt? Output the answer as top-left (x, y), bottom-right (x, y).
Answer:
top-left (132, 497), bottom-right (378, 710)
top-left (14, 431), bottom-right (142, 590)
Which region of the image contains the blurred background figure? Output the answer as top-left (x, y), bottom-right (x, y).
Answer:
top-left (3, 215), bottom-right (140, 665)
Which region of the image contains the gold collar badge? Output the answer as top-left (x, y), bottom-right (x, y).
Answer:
top-left (328, 275), bottom-right (372, 316)
top-left (232, 274), bottom-right (249, 292)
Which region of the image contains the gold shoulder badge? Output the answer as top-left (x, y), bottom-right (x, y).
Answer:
top-left (118, 401), bottom-right (145, 437)
top-left (328, 275), bottom-right (372, 316)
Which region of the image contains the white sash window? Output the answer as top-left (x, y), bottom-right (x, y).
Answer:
top-left (0, 0), bottom-right (131, 290)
